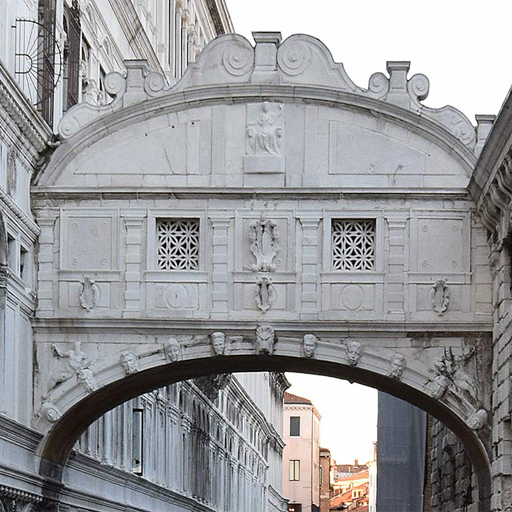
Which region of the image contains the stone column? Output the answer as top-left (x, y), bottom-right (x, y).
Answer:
top-left (386, 217), bottom-right (408, 320)
top-left (298, 213), bottom-right (322, 318)
top-left (37, 216), bottom-right (57, 317)
top-left (210, 215), bottom-right (232, 317)
top-left (123, 214), bottom-right (145, 318)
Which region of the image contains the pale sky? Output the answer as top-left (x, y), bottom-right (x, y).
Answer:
top-left (227, 0), bottom-right (512, 464)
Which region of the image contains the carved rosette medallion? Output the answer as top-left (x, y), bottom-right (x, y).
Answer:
top-left (429, 279), bottom-right (450, 316)
top-left (79, 277), bottom-right (100, 312)
top-left (255, 277), bottom-right (276, 313)
top-left (249, 214), bottom-right (279, 272)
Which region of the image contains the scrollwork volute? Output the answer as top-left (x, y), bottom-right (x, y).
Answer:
top-left (277, 40), bottom-right (312, 76)
top-left (221, 40), bottom-right (254, 77)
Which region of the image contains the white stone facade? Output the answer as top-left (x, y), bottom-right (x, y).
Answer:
top-left (0, 2), bottom-right (293, 512)
top-left (1, 0), bottom-right (510, 509)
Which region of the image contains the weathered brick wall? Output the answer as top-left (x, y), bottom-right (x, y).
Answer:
top-left (489, 241), bottom-right (512, 512)
top-left (431, 420), bottom-right (477, 512)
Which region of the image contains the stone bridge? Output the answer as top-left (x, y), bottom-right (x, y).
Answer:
top-left (30, 32), bottom-right (495, 509)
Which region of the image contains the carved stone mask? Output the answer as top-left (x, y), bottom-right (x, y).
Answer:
top-left (120, 351), bottom-right (139, 375)
top-left (165, 338), bottom-right (181, 362)
top-left (211, 332), bottom-right (226, 356)
top-left (347, 341), bottom-right (362, 366)
top-left (303, 334), bottom-right (317, 358)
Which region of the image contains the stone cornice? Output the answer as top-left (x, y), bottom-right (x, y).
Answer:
top-left (31, 186), bottom-right (472, 201)
top-left (205, 0), bottom-right (234, 35)
top-left (32, 317), bottom-right (493, 335)
top-left (0, 187), bottom-right (40, 238)
top-left (0, 415), bottom-right (41, 450)
top-left (0, 60), bottom-right (52, 153)
top-left (470, 86), bottom-right (512, 201)
top-left (107, 0), bottom-right (163, 74)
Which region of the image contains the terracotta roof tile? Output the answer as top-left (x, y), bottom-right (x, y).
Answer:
top-left (284, 391), bottom-right (313, 405)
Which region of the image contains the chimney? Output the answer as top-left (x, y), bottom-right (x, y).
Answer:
top-left (354, 458), bottom-right (358, 466)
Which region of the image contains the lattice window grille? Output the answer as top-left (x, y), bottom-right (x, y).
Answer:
top-left (157, 219), bottom-right (200, 270)
top-left (332, 219), bottom-right (376, 271)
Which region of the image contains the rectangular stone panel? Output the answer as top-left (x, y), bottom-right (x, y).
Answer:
top-left (62, 212), bottom-right (118, 270)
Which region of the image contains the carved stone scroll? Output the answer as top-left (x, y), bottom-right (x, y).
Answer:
top-left (430, 279), bottom-right (450, 316)
top-left (249, 214), bottom-right (279, 272)
top-left (79, 277), bottom-right (100, 312)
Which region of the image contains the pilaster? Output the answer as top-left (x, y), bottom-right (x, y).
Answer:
top-left (210, 215), bottom-right (232, 317)
top-left (297, 213), bottom-right (322, 318)
top-left (123, 214), bottom-right (145, 318)
top-left (36, 217), bottom-right (57, 317)
top-left (386, 217), bottom-right (408, 320)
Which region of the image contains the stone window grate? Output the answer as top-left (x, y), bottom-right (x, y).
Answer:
top-left (332, 219), bottom-right (376, 271)
top-left (157, 218), bottom-right (200, 270)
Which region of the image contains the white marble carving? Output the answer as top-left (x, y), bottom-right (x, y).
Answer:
top-left (120, 351), bottom-right (139, 375)
top-left (79, 277), bottom-right (100, 312)
top-left (346, 341), bottom-right (363, 366)
top-left (249, 214), bottom-right (279, 272)
top-left (255, 277), bottom-right (276, 313)
top-left (211, 332), bottom-right (226, 356)
top-left (467, 409), bottom-right (488, 431)
top-left (246, 102), bottom-right (283, 156)
top-left (430, 280), bottom-right (450, 316)
top-left (52, 342), bottom-right (91, 374)
top-left (77, 368), bottom-right (98, 394)
top-left (40, 402), bottom-right (61, 423)
top-left (164, 337), bottom-right (181, 362)
top-left (388, 353), bottom-right (406, 380)
top-left (429, 348), bottom-right (479, 404)
top-left (302, 334), bottom-right (317, 358)
top-left (256, 325), bottom-right (275, 354)
top-left (426, 374), bottom-right (450, 400)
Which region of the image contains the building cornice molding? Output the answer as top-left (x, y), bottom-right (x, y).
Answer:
top-left (0, 61), bottom-right (52, 153)
top-left (107, 0), bottom-right (163, 74)
top-left (31, 186), bottom-right (473, 201)
top-left (0, 187), bottom-right (40, 238)
top-left (32, 317), bottom-right (493, 335)
top-left (468, 89), bottom-right (512, 240)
